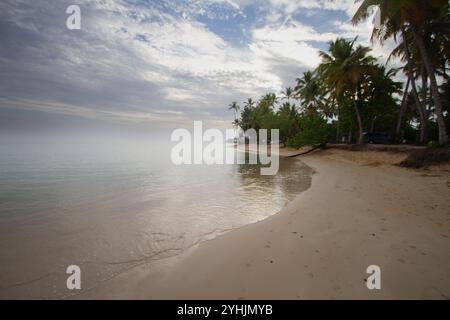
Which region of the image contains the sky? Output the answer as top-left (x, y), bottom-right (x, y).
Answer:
top-left (0, 0), bottom-right (400, 134)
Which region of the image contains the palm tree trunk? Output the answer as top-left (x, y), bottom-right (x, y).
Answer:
top-left (401, 29), bottom-right (428, 143)
top-left (336, 107), bottom-right (341, 143)
top-left (412, 75), bottom-right (428, 144)
top-left (396, 75), bottom-right (410, 142)
top-left (412, 80), bottom-right (428, 144)
top-left (412, 28), bottom-right (449, 145)
top-left (421, 66), bottom-right (428, 113)
top-left (352, 97), bottom-right (364, 144)
top-left (421, 66), bottom-right (431, 135)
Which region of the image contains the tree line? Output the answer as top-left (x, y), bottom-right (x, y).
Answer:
top-left (228, 0), bottom-right (449, 148)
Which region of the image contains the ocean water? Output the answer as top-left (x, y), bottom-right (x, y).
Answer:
top-left (0, 134), bottom-right (312, 298)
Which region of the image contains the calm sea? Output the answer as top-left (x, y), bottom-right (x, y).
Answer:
top-left (0, 134), bottom-right (312, 298)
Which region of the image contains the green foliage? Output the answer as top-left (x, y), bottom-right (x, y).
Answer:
top-left (228, 4), bottom-right (450, 148)
top-left (286, 112), bottom-right (329, 149)
top-left (352, 0), bottom-right (450, 145)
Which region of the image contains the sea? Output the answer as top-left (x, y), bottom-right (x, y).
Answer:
top-left (0, 132), bottom-right (312, 298)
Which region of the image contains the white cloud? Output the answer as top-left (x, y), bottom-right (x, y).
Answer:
top-left (268, 0), bottom-right (359, 16)
top-left (334, 19), bottom-right (402, 68)
top-left (0, 0), bottom-right (403, 129)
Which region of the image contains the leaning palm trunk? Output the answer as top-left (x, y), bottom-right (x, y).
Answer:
top-left (401, 29), bottom-right (428, 143)
top-left (421, 66), bottom-right (428, 114)
top-left (352, 97), bottom-right (364, 144)
top-left (412, 28), bottom-right (449, 145)
top-left (411, 75), bottom-right (428, 144)
top-left (395, 75), bottom-right (411, 141)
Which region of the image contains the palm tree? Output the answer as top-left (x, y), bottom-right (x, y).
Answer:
top-left (389, 29), bottom-right (429, 143)
top-left (395, 74), bottom-right (411, 141)
top-left (278, 102), bottom-right (297, 118)
top-left (238, 99), bottom-right (256, 131)
top-left (367, 65), bottom-right (403, 134)
top-left (294, 71), bottom-right (313, 97)
top-left (228, 101), bottom-right (240, 142)
top-left (318, 38), bottom-right (376, 144)
top-left (295, 71), bottom-right (326, 114)
top-left (352, 0), bottom-right (449, 145)
top-left (244, 98), bottom-right (256, 110)
top-left (281, 87), bottom-right (294, 104)
top-left (260, 93), bottom-right (278, 111)
top-left (228, 101), bottom-right (240, 126)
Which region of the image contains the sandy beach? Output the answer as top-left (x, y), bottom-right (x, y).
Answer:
top-left (73, 147), bottom-right (450, 299)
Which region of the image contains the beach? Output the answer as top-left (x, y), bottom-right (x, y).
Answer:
top-left (3, 0), bottom-right (450, 305)
top-left (135, 147), bottom-right (449, 299)
top-left (73, 147), bottom-right (450, 299)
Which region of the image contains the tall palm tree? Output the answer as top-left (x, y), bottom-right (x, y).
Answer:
top-left (228, 101), bottom-right (240, 142)
top-left (352, 0), bottom-right (449, 145)
top-left (228, 101), bottom-right (240, 126)
top-left (318, 38), bottom-right (376, 144)
top-left (389, 29), bottom-right (429, 143)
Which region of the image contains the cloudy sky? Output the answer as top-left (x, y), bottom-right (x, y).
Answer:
top-left (0, 0), bottom-right (398, 132)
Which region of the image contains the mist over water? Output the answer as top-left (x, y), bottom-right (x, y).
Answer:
top-left (0, 131), bottom-right (312, 298)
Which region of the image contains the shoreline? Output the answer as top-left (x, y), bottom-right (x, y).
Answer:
top-left (78, 148), bottom-right (450, 299)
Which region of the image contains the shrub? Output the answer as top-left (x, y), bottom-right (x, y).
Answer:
top-left (287, 112), bottom-right (329, 148)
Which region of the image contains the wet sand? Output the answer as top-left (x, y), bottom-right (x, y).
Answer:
top-left (76, 147), bottom-right (450, 299)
